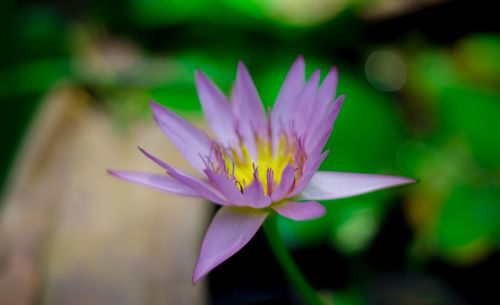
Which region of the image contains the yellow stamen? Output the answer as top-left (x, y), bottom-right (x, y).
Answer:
top-left (223, 136), bottom-right (298, 194)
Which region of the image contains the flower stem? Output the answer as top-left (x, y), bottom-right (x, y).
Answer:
top-left (263, 215), bottom-right (327, 305)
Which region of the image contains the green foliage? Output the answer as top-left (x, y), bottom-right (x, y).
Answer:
top-left (436, 185), bottom-right (500, 263)
top-left (438, 85), bottom-right (500, 169)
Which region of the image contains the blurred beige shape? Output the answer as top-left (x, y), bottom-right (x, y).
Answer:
top-left (0, 85), bottom-right (209, 305)
top-left (361, 0), bottom-right (447, 20)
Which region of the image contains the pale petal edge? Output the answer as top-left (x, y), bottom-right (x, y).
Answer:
top-left (300, 171), bottom-right (416, 201)
top-left (107, 170), bottom-right (199, 197)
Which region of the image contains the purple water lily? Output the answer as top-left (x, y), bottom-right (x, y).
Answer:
top-left (109, 57), bottom-right (414, 283)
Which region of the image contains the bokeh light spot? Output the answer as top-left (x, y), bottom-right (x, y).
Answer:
top-left (365, 50), bottom-right (407, 91)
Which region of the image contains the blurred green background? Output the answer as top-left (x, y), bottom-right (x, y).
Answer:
top-left (1, 0), bottom-right (499, 304)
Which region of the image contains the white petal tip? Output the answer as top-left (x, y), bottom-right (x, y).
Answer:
top-left (301, 172), bottom-right (417, 201)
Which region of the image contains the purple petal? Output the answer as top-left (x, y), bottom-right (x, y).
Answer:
top-left (289, 150), bottom-right (330, 197)
top-left (317, 66), bottom-right (338, 109)
top-left (137, 150), bottom-right (231, 205)
top-left (306, 95), bottom-right (345, 152)
top-left (293, 69), bottom-right (321, 135)
top-left (270, 164), bottom-right (296, 202)
top-left (205, 170), bottom-right (247, 206)
top-left (306, 126), bottom-right (332, 159)
top-left (107, 170), bottom-right (198, 196)
top-left (138, 146), bottom-right (170, 170)
top-left (233, 61), bottom-right (266, 137)
top-left (150, 101), bottom-right (212, 172)
top-left (193, 206), bottom-right (268, 283)
top-left (195, 71), bottom-right (239, 147)
top-left (324, 94), bottom-right (345, 129)
top-left (271, 56), bottom-right (306, 144)
top-left (242, 171), bottom-right (271, 208)
top-left (273, 56), bottom-right (305, 114)
top-left (273, 201), bottom-right (326, 221)
top-left (166, 166), bottom-right (233, 206)
top-left (300, 171), bottom-right (415, 200)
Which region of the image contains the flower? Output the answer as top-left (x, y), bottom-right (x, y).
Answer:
top-left (108, 57), bottom-right (414, 283)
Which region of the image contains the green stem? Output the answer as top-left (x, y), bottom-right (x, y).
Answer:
top-left (263, 215), bottom-right (327, 305)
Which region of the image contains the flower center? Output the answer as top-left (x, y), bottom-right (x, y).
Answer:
top-left (220, 135), bottom-right (305, 195)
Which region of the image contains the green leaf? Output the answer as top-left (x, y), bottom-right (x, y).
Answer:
top-left (438, 85), bottom-right (500, 169)
top-left (436, 185), bottom-right (500, 263)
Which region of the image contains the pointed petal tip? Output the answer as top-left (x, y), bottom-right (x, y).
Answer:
top-left (194, 70), bottom-right (209, 87)
top-left (149, 100), bottom-right (172, 118)
top-left (195, 69), bottom-right (209, 83)
top-left (236, 61), bottom-right (251, 78)
top-left (334, 95), bottom-right (346, 109)
top-left (191, 253), bottom-right (213, 285)
top-left (149, 100), bottom-right (164, 113)
top-left (237, 60), bottom-right (247, 70)
top-left (106, 169), bottom-right (136, 180)
top-left (192, 257), bottom-right (215, 284)
top-left (310, 69), bottom-right (321, 81)
top-left (137, 146), bottom-right (171, 171)
top-left (294, 55), bottom-right (305, 67)
top-left (137, 145), bottom-right (148, 155)
top-left (400, 177), bottom-right (417, 184)
top-left (192, 269), bottom-right (203, 285)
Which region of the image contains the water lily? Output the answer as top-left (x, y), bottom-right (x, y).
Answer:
top-left (108, 57), bottom-right (414, 284)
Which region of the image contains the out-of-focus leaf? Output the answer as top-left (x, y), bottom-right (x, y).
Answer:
top-left (18, 5), bottom-right (65, 50)
top-left (436, 184), bottom-right (500, 264)
top-left (327, 194), bottom-right (386, 254)
top-left (128, 0), bottom-right (211, 26)
top-left (457, 34), bottom-right (500, 85)
top-left (400, 140), bottom-right (489, 254)
top-left (0, 58), bottom-right (72, 99)
top-left (331, 288), bottom-right (364, 305)
top-left (410, 50), bottom-right (457, 99)
top-left (225, 0), bottom-right (351, 27)
top-left (438, 85), bottom-right (500, 169)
